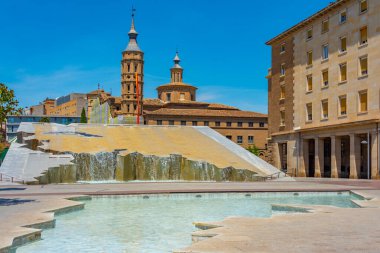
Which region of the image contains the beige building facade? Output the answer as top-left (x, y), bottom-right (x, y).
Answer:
top-left (267, 0), bottom-right (380, 179)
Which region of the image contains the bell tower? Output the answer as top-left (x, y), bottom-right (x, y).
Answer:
top-left (170, 51), bottom-right (183, 83)
top-left (121, 9), bottom-right (144, 116)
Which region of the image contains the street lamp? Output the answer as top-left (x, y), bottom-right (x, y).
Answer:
top-left (361, 132), bottom-right (370, 179)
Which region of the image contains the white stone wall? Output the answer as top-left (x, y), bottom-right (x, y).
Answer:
top-left (293, 0), bottom-right (380, 130)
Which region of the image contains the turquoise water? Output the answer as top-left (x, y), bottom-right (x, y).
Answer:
top-left (17, 192), bottom-right (361, 253)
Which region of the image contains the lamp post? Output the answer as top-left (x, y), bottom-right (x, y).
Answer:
top-left (361, 132), bottom-right (370, 180)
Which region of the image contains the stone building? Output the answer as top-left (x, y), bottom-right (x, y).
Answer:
top-left (266, 0), bottom-right (379, 179)
top-left (91, 13), bottom-right (269, 154)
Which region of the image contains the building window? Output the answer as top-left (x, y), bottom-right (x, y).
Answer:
top-left (226, 135), bottom-right (232, 140)
top-left (157, 120), bottom-right (162, 125)
top-left (322, 44), bottom-right (329, 60)
top-left (204, 121), bottom-right (209, 126)
top-left (248, 122), bottom-right (254, 127)
top-left (215, 121), bottom-right (221, 127)
top-left (322, 19), bottom-right (329, 33)
top-left (169, 120), bottom-right (174, 126)
top-left (359, 90), bottom-right (368, 112)
top-left (192, 121), bottom-right (198, 126)
top-left (307, 51), bottom-right (313, 66)
top-left (306, 28), bottom-right (313, 40)
top-left (339, 63), bottom-right (347, 82)
top-left (280, 85), bottom-right (285, 99)
top-left (280, 63), bottom-right (285, 76)
top-left (360, 26), bottom-right (368, 45)
top-left (306, 103), bottom-right (313, 121)
top-left (227, 122), bottom-right (232, 127)
top-left (180, 93), bottom-right (185, 100)
top-left (360, 0), bottom-right (368, 13)
top-left (340, 36), bottom-right (347, 53)
top-left (237, 136), bottom-right (243, 144)
top-left (166, 93), bottom-right (171, 102)
top-left (259, 122), bottom-right (265, 127)
top-left (340, 10), bottom-right (347, 23)
top-left (280, 111), bottom-right (285, 126)
top-left (237, 122), bottom-right (243, 127)
top-left (248, 136), bottom-right (254, 144)
top-left (359, 56), bottom-right (368, 76)
top-left (280, 43), bottom-right (285, 54)
top-left (181, 120), bottom-right (186, 126)
top-left (306, 74), bottom-right (313, 91)
top-left (322, 69), bottom-right (329, 87)
top-left (339, 95), bottom-right (347, 116)
top-left (321, 100), bottom-right (329, 119)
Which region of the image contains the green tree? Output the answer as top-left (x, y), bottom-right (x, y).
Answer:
top-left (80, 107), bottom-right (87, 123)
top-left (247, 144), bottom-right (260, 156)
top-left (39, 117), bottom-right (50, 123)
top-left (0, 83), bottom-right (22, 134)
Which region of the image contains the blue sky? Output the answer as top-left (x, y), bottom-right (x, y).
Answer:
top-left (0, 0), bottom-right (332, 113)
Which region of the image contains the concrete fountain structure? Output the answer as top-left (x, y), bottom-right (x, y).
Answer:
top-left (0, 123), bottom-right (283, 184)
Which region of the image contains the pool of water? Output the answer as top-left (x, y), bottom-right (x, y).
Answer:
top-left (17, 192), bottom-right (361, 253)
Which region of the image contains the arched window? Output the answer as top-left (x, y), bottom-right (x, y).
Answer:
top-left (127, 64), bottom-right (130, 72)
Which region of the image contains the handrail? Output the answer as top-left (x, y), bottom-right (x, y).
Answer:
top-left (0, 172), bottom-right (24, 184)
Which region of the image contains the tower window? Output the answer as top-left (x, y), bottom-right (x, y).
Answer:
top-left (157, 120), bottom-right (162, 125)
top-left (227, 122), bottom-right (232, 127)
top-left (280, 43), bottom-right (285, 54)
top-left (127, 64), bottom-right (130, 72)
top-left (181, 120), bottom-right (186, 126)
top-left (237, 122), bottom-right (243, 127)
top-left (169, 120), bottom-right (174, 126)
top-left (248, 122), bottom-right (254, 127)
top-left (166, 93), bottom-right (171, 102)
top-left (135, 64), bottom-right (138, 72)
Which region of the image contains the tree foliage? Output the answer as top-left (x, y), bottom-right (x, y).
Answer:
top-left (247, 144), bottom-right (260, 156)
top-left (39, 117), bottom-right (50, 123)
top-left (0, 83), bottom-right (22, 132)
top-left (80, 107), bottom-right (87, 123)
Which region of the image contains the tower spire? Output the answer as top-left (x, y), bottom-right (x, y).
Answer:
top-left (125, 7), bottom-right (141, 52)
top-left (173, 50), bottom-right (182, 69)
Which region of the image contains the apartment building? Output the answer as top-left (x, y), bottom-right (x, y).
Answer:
top-left (266, 0), bottom-right (379, 179)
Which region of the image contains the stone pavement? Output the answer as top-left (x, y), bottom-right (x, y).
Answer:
top-left (0, 180), bottom-right (379, 252)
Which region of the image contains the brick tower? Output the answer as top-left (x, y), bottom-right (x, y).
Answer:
top-left (121, 11), bottom-right (144, 116)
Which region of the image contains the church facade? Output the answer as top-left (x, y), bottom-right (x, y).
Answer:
top-left (93, 14), bottom-right (269, 157)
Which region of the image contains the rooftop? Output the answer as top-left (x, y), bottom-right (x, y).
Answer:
top-left (266, 0), bottom-right (348, 45)
top-left (144, 108), bottom-right (267, 118)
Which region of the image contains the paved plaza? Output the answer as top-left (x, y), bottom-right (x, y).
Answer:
top-left (0, 179), bottom-right (380, 252)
